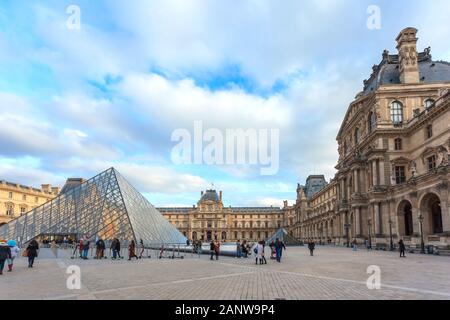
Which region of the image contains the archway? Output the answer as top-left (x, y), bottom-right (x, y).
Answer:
top-left (192, 231), bottom-right (197, 240)
top-left (420, 193), bottom-right (443, 235)
top-left (221, 231), bottom-right (226, 240)
top-left (397, 200), bottom-right (414, 236)
top-left (206, 231), bottom-right (212, 241)
top-left (0, 222), bottom-right (7, 227)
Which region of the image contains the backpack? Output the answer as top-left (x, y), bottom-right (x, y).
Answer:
top-left (253, 247), bottom-right (258, 254)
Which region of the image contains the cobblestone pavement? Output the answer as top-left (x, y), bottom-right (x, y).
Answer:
top-left (1, 246), bottom-right (450, 300)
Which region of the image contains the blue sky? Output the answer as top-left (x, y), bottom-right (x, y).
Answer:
top-left (1, 0), bottom-right (449, 207)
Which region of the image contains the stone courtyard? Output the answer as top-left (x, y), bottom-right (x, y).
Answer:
top-left (1, 246), bottom-right (450, 300)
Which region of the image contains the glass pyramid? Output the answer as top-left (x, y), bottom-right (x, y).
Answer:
top-left (0, 168), bottom-right (187, 246)
top-left (266, 228), bottom-right (302, 246)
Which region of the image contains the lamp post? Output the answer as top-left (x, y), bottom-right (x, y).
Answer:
top-left (388, 219), bottom-right (394, 251)
top-left (418, 214), bottom-right (425, 254)
top-left (367, 219), bottom-right (372, 250)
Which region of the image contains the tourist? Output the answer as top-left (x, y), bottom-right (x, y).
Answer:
top-left (210, 240), bottom-right (215, 260)
top-left (236, 239), bottom-right (242, 258)
top-left (352, 238), bottom-right (358, 251)
top-left (139, 239), bottom-right (145, 259)
top-left (398, 239), bottom-right (406, 258)
top-left (242, 240), bottom-right (248, 258)
top-left (214, 241), bottom-right (221, 260)
top-left (269, 240), bottom-right (276, 259)
top-left (128, 240), bottom-right (138, 260)
top-left (260, 240), bottom-right (267, 264)
top-left (7, 240), bottom-right (20, 272)
top-left (96, 238), bottom-right (105, 259)
top-left (78, 238), bottom-right (84, 258)
top-left (82, 236), bottom-right (90, 259)
top-left (308, 240), bottom-right (315, 256)
top-left (111, 238), bottom-right (122, 259)
top-left (255, 241), bottom-right (264, 265)
top-left (115, 238), bottom-right (122, 259)
top-left (274, 238), bottom-right (286, 262)
top-left (0, 240), bottom-right (11, 275)
top-left (50, 240), bottom-right (58, 258)
top-left (197, 240), bottom-right (202, 258)
top-left (26, 239), bottom-right (39, 268)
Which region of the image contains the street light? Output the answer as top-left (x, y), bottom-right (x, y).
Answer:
top-left (388, 219), bottom-right (394, 251)
top-left (418, 214), bottom-right (425, 254)
top-left (367, 219), bottom-right (372, 250)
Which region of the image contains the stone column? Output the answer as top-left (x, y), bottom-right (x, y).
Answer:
top-left (374, 202), bottom-right (381, 236)
top-left (354, 170), bottom-right (359, 193)
top-left (379, 160), bottom-right (385, 186)
top-left (371, 161), bottom-right (377, 187)
top-left (355, 207), bottom-right (361, 236)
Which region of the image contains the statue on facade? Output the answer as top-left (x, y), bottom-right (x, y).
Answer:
top-left (409, 160), bottom-right (418, 178)
top-left (438, 145), bottom-right (449, 166)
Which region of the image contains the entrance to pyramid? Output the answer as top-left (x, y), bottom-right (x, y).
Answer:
top-left (0, 168), bottom-right (187, 247)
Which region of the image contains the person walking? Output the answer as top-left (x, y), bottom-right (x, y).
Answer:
top-left (82, 236), bottom-right (90, 259)
top-left (274, 238), bottom-right (286, 263)
top-left (352, 239), bottom-right (358, 251)
top-left (398, 239), bottom-right (406, 258)
top-left (214, 241), bottom-right (220, 260)
top-left (96, 238), bottom-right (105, 259)
top-left (255, 241), bottom-right (264, 265)
top-left (308, 240), bottom-right (315, 256)
top-left (0, 240), bottom-right (11, 275)
top-left (210, 240), bottom-right (215, 260)
top-left (78, 238), bottom-right (84, 258)
top-left (236, 240), bottom-right (242, 258)
top-left (128, 240), bottom-right (138, 260)
top-left (261, 240), bottom-right (267, 264)
top-left (7, 240), bottom-right (20, 272)
top-left (26, 239), bottom-right (39, 268)
top-left (197, 240), bottom-right (202, 258)
top-left (138, 239), bottom-right (145, 259)
top-left (115, 238), bottom-right (122, 259)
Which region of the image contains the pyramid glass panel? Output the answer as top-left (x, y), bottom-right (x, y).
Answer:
top-left (0, 168), bottom-right (186, 246)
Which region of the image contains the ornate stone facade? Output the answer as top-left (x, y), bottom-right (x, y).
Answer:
top-left (292, 28), bottom-right (450, 249)
top-left (0, 181), bottom-right (59, 226)
top-left (158, 189), bottom-right (284, 242)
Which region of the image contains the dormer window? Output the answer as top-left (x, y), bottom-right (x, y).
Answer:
top-left (390, 101), bottom-right (404, 125)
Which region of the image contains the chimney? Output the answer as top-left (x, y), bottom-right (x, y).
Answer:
top-left (219, 191), bottom-right (222, 201)
top-left (396, 27), bottom-right (420, 84)
top-left (283, 200), bottom-right (288, 208)
top-left (41, 184), bottom-right (51, 193)
top-left (51, 187), bottom-right (60, 195)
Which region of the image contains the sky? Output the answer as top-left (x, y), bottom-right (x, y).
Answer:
top-left (1, 0), bottom-right (449, 207)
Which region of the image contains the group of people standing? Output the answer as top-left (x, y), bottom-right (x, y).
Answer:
top-left (0, 239), bottom-right (39, 275)
top-left (236, 239), bottom-right (251, 258)
top-left (210, 240), bottom-right (221, 260)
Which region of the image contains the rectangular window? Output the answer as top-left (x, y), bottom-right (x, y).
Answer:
top-left (9, 192), bottom-right (13, 199)
top-left (426, 125), bottom-right (433, 139)
top-left (23, 194), bottom-right (27, 201)
top-left (35, 197), bottom-right (39, 203)
top-left (427, 155), bottom-right (436, 171)
top-left (395, 166), bottom-right (406, 184)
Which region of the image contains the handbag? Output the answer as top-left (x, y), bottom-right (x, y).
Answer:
top-left (253, 248), bottom-right (258, 254)
top-left (22, 249), bottom-right (29, 257)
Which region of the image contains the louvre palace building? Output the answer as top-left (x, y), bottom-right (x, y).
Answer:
top-left (158, 189), bottom-right (284, 243)
top-left (289, 28), bottom-right (450, 249)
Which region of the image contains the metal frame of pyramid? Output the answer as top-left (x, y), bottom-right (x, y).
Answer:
top-left (0, 168), bottom-right (187, 246)
top-left (266, 228), bottom-right (303, 246)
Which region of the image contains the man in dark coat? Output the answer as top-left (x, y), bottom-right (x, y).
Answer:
top-left (308, 240), bottom-right (316, 256)
top-left (274, 238), bottom-right (286, 263)
top-left (0, 242), bottom-right (11, 275)
top-left (210, 241), bottom-right (215, 260)
top-left (26, 239), bottom-right (39, 268)
top-left (398, 239), bottom-right (406, 258)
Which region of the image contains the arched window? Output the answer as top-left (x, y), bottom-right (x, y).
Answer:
top-left (368, 111), bottom-right (376, 133)
top-left (424, 99), bottom-right (435, 109)
top-left (394, 138), bottom-right (402, 151)
top-left (390, 101), bottom-right (404, 124)
top-left (354, 127), bottom-right (360, 144)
